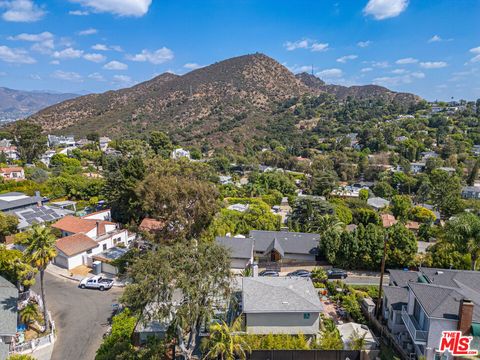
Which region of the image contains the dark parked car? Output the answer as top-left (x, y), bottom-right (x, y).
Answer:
top-left (259, 270), bottom-right (279, 277)
top-left (287, 269), bottom-right (311, 278)
top-left (327, 268), bottom-right (348, 279)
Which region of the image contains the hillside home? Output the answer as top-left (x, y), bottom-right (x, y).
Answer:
top-left (0, 276), bottom-right (18, 358)
top-left (47, 135), bottom-right (75, 148)
top-left (171, 148), bottom-right (190, 160)
top-left (99, 137), bottom-right (111, 151)
top-left (216, 236), bottom-right (254, 270)
top-left (461, 186), bottom-right (480, 200)
top-left (0, 143), bottom-right (20, 161)
top-left (0, 167), bottom-right (24, 181)
top-left (383, 268), bottom-right (480, 360)
top-left (0, 191), bottom-right (45, 212)
top-left (51, 211), bottom-right (128, 269)
top-left (410, 162), bottom-right (426, 174)
top-left (368, 197), bottom-right (390, 211)
top-left (242, 277), bottom-right (322, 336)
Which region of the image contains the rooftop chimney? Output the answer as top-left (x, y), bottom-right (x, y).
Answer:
top-left (457, 299), bottom-right (474, 335)
top-left (35, 191), bottom-right (42, 207)
top-left (96, 221), bottom-right (100, 237)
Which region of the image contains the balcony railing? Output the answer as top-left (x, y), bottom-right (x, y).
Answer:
top-left (401, 306), bottom-right (428, 344)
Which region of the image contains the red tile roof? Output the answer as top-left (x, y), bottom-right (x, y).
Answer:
top-left (0, 167), bottom-right (23, 174)
top-left (56, 233), bottom-right (98, 256)
top-left (52, 216), bottom-right (115, 236)
top-left (381, 214), bottom-right (398, 228)
top-left (139, 218), bottom-right (165, 233)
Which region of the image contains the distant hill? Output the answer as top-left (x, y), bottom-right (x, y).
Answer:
top-left (0, 87), bottom-right (78, 123)
top-left (295, 72), bottom-right (421, 103)
top-left (26, 53), bottom-right (421, 146)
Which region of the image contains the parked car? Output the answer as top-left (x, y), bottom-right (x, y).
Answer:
top-left (79, 276), bottom-right (114, 291)
top-left (327, 268), bottom-right (348, 279)
top-left (287, 269), bottom-right (311, 277)
top-left (259, 270), bottom-right (279, 277)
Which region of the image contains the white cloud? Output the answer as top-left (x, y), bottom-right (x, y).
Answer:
top-left (311, 42), bottom-right (329, 52)
top-left (411, 72), bottom-right (425, 79)
top-left (52, 47), bottom-right (83, 59)
top-left (419, 61), bottom-right (447, 69)
top-left (30, 73), bottom-right (41, 80)
top-left (428, 35), bottom-right (442, 43)
top-left (1, 0), bottom-right (45, 22)
top-left (71, 0), bottom-right (152, 17)
top-left (357, 40), bottom-right (372, 48)
top-left (127, 47), bottom-right (174, 64)
top-left (183, 63), bottom-right (202, 70)
top-left (92, 43), bottom-right (108, 51)
top-left (316, 68), bottom-right (343, 79)
top-left (77, 28), bottom-right (97, 36)
top-left (391, 68), bottom-right (407, 74)
top-left (69, 9), bottom-right (89, 15)
top-left (8, 31), bottom-right (54, 54)
top-left (366, 60), bottom-right (389, 68)
top-left (363, 0), bottom-right (408, 20)
top-left (51, 70), bottom-right (83, 81)
top-left (373, 71), bottom-right (425, 87)
top-left (49, 60), bottom-right (59, 65)
top-left (470, 55), bottom-right (480, 63)
top-left (83, 53), bottom-right (106, 62)
top-left (112, 74), bottom-right (133, 85)
top-left (103, 60), bottom-right (128, 70)
top-left (0, 45), bottom-right (36, 63)
top-left (337, 54), bottom-right (358, 63)
top-left (284, 39), bottom-right (309, 51)
top-left (283, 39), bottom-right (329, 52)
top-left (469, 47), bottom-right (480, 63)
top-left (361, 67), bottom-right (373, 72)
top-left (288, 64), bottom-right (314, 74)
top-left (395, 57), bottom-right (418, 64)
top-left (88, 72), bottom-right (105, 81)
top-left (471, 46), bottom-right (480, 54)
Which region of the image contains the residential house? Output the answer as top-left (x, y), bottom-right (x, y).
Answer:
top-left (139, 217), bottom-right (165, 234)
top-left (227, 203), bottom-right (249, 213)
top-left (171, 148), bottom-right (190, 160)
top-left (216, 236), bottom-right (254, 270)
top-left (40, 150), bottom-right (56, 167)
top-left (0, 147), bottom-right (20, 161)
top-left (337, 322), bottom-right (378, 350)
top-left (51, 212), bottom-right (128, 269)
top-left (92, 246), bottom-right (128, 275)
top-left (0, 191), bottom-right (45, 212)
top-left (381, 214), bottom-right (397, 228)
top-left (0, 276), bottom-right (18, 359)
top-left (383, 268), bottom-right (480, 360)
top-left (47, 135), bottom-right (75, 148)
top-left (438, 167), bottom-right (456, 174)
top-left (473, 145), bottom-right (480, 156)
top-left (461, 186), bottom-right (480, 200)
top-left (219, 175), bottom-right (233, 185)
top-left (216, 230), bottom-right (320, 268)
top-left (99, 137), bottom-right (111, 152)
top-left (0, 167), bottom-right (24, 181)
top-left (9, 205), bottom-right (73, 231)
top-left (368, 197), bottom-right (390, 211)
top-left (241, 277), bottom-right (322, 335)
top-left (410, 162), bottom-right (426, 174)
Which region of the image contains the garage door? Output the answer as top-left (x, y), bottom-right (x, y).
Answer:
top-left (54, 255), bottom-right (69, 269)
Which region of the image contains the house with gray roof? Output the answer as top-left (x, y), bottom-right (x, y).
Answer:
top-left (215, 236), bottom-right (254, 270)
top-left (0, 191), bottom-right (45, 212)
top-left (0, 276), bottom-right (18, 358)
top-left (216, 230), bottom-right (320, 269)
top-left (241, 277), bottom-right (322, 335)
top-left (367, 197), bottom-right (390, 210)
top-left (383, 268), bottom-right (480, 360)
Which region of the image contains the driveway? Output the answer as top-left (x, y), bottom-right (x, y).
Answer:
top-left (33, 272), bottom-right (123, 360)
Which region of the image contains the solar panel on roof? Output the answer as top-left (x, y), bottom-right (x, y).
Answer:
top-left (40, 215), bottom-right (53, 221)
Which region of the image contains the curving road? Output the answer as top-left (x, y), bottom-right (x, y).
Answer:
top-left (33, 272), bottom-right (123, 360)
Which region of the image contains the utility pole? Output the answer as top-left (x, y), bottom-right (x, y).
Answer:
top-left (376, 232), bottom-right (388, 319)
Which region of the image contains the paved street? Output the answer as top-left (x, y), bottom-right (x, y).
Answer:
top-left (33, 271), bottom-right (123, 360)
top-left (342, 275), bottom-right (389, 286)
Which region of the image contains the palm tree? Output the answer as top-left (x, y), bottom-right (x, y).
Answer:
top-left (200, 317), bottom-right (250, 360)
top-left (23, 225), bottom-right (57, 333)
top-left (20, 303), bottom-right (40, 330)
top-left (306, 214), bottom-right (344, 234)
top-left (446, 213), bottom-right (480, 270)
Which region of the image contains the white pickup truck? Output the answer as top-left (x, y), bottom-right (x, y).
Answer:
top-left (79, 276), bottom-right (114, 291)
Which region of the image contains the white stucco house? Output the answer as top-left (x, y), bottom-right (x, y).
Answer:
top-left (51, 210), bottom-right (128, 270)
top-left (241, 277), bottom-right (323, 336)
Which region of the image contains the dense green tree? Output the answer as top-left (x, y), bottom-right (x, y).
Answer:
top-left (121, 241), bottom-right (231, 360)
top-left (386, 223), bottom-right (417, 268)
top-left (467, 159), bottom-right (479, 186)
top-left (200, 318), bottom-right (250, 360)
top-left (148, 131), bottom-right (173, 158)
top-left (353, 208), bottom-right (381, 226)
top-left (445, 213), bottom-right (480, 270)
top-left (391, 195), bottom-right (412, 221)
top-left (289, 198), bottom-right (334, 232)
top-left (12, 121), bottom-right (47, 163)
top-left (0, 246), bottom-right (37, 288)
top-left (429, 169), bottom-right (463, 217)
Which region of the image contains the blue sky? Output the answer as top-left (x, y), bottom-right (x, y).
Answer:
top-left (0, 0), bottom-right (479, 100)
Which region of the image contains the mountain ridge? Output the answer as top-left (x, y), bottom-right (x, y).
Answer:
top-left (25, 53), bottom-right (421, 146)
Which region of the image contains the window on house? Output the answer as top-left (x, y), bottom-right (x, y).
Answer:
top-left (103, 244), bottom-right (107, 251)
top-left (303, 313), bottom-right (310, 319)
top-left (86, 249), bottom-right (92, 254)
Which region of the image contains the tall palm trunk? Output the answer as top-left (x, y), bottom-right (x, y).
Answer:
top-left (40, 269), bottom-right (50, 333)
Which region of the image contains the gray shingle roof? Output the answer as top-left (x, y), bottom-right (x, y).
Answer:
top-left (242, 277), bottom-right (323, 313)
top-left (383, 286), bottom-right (408, 310)
top-left (388, 269), bottom-right (419, 287)
top-left (0, 192), bottom-right (42, 211)
top-left (0, 275), bottom-right (18, 336)
top-left (263, 238), bottom-right (285, 257)
top-left (367, 197), bottom-right (390, 209)
top-left (249, 230), bottom-right (319, 255)
top-left (216, 237), bottom-right (254, 259)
